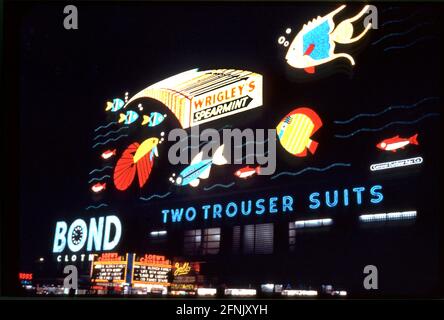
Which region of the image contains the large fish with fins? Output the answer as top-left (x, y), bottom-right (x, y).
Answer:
top-left (171, 144), bottom-right (227, 187)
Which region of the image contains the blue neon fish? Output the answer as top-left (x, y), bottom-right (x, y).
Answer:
top-left (106, 98), bottom-right (125, 112)
top-left (173, 144), bottom-right (227, 187)
top-left (118, 110), bottom-right (139, 125)
top-left (142, 112), bottom-right (167, 127)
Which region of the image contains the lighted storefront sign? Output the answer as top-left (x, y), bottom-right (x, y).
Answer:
top-left (173, 262), bottom-right (193, 276)
top-left (18, 273), bottom-right (33, 281)
top-left (56, 253), bottom-right (95, 263)
top-left (52, 215), bottom-right (122, 253)
top-left (171, 261), bottom-right (201, 292)
top-left (123, 69), bottom-right (263, 128)
top-left (91, 253), bottom-right (128, 284)
top-left (131, 254), bottom-right (172, 286)
top-left (370, 157), bottom-right (423, 171)
top-left (19, 273), bottom-right (33, 286)
top-left (161, 184), bottom-right (384, 223)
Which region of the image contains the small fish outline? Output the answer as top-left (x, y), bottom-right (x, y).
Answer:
top-left (118, 110), bottom-right (139, 125)
top-left (101, 149), bottom-right (116, 159)
top-left (106, 98), bottom-right (125, 112)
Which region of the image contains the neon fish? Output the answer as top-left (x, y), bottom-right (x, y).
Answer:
top-left (101, 149), bottom-right (116, 159)
top-left (276, 107), bottom-right (322, 157)
top-left (285, 5), bottom-right (372, 73)
top-left (172, 144), bottom-right (227, 187)
top-left (105, 98), bottom-right (125, 112)
top-left (91, 182), bottom-right (106, 193)
top-left (118, 111), bottom-right (139, 125)
top-left (134, 137), bottom-right (160, 162)
top-left (376, 134), bottom-right (419, 152)
top-left (113, 137), bottom-right (163, 191)
top-left (234, 166), bottom-right (261, 179)
top-left (142, 112), bottom-right (167, 127)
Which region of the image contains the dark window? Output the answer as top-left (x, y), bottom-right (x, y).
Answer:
top-left (184, 228), bottom-right (221, 255)
top-left (242, 223), bottom-right (274, 254)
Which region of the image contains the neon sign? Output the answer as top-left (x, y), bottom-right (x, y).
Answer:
top-left (123, 69), bottom-right (263, 128)
top-left (171, 144), bottom-right (227, 187)
top-left (113, 136), bottom-right (163, 191)
top-left (276, 107), bottom-right (322, 157)
top-left (52, 215), bottom-right (122, 253)
top-left (173, 262), bottom-right (192, 276)
top-left (283, 5), bottom-right (372, 73)
top-left (161, 184), bottom-right (384, 223)
top-left (19, 273), bottom-right (33, 281)
top-left (370, 157), bottom-right (423, 171)
top-left (376, 134), bottom-right (419, 152)
top-left (132, 254), bottom-right (172, 285)
top-left (91, 253), bottom-right (128, 284)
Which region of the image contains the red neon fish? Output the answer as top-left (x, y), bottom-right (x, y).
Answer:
top-left (376, 134), bottom-right (419, 152)
top-left (234, 166), bottom-right (261, 179)
top-left (113, 142), bottom-right (157, 191)
top-left (91, 182), bottom-right (106, 193)
top-left (101, 149), bottom-right (116, 160)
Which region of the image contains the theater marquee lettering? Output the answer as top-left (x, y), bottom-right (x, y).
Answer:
top-left (161, 184), bottom-right (384, 223)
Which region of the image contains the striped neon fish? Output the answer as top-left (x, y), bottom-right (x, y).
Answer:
top-left (276, 107), bottom-right (322, 157)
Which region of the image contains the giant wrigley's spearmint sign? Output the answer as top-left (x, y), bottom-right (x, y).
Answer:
top-left (124, 69), bottom-right (263, 128)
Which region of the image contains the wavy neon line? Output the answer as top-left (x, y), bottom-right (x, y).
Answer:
top-left (89, 166), bottom-right (113, 175)
top-left (92, 134), bottom-right (128, 148)
top-left (94, 122), bottom-right (117, 132)
top-left (181, 140), bottom-right (208, 151)
top-left (334, 97), bottom-right (439, 124)
top-left (335, 113), bottom-right (440, 139)
top-left (235, 151), bottom-right (268, 162)
top-left (372, 22), bottom-right (432, 45)
top-left (234, 139), bottom-right (269, 149)
top-left (140, 192), bottom-right (172, 201)
top-left (381, 13), bottom-right (417, 27)
top-left (381, 6), bottom-right (400, 14)
top-left (204, 182), bottom-right (235, 191)
top-left (271, 163), bottom-right (351, 180)
top-left (85, 203), bottom-right (108, 210)
top-left (384, 35), bottom-right (437, 52)
top-left (88, 175), bottom-right (111, 183)
top-left (93, 126), bottom-right (129, 140)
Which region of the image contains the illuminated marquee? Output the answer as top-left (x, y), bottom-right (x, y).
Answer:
top-left (131, 254), bottom-right (172, 286)
top-left (91, 253), bottom-right (128, 284)
top-left (124, 69), bottom-right (263, 128)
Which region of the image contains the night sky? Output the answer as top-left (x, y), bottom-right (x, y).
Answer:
top-left (15, 2), bottom-right (442, 295)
